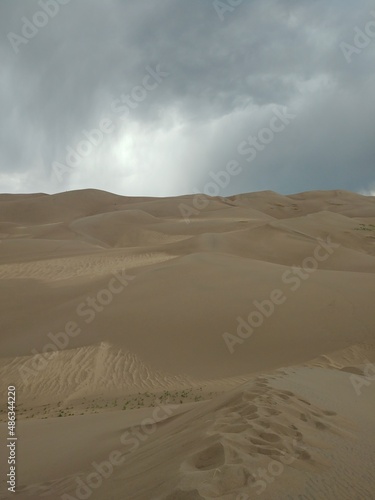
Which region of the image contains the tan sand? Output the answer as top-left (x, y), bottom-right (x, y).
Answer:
top-left (0, 188), bottom-right (374, 499)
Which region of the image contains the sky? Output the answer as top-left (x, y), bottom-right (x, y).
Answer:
top-left (0, 0), bottom-right (374, 197)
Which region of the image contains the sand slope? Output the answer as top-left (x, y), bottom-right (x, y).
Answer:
top-left (0, 189), bottom-right (374, 499)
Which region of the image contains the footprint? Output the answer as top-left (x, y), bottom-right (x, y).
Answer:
top-left (260, 432), bottom-right (281, 443)
top-left (323, 410), bottom-right (337, 416)
top-left (279, 390), bottom-right (294, 396)
top-left (314, 420), bottom-right (328, 430)
top-left (192, 442), bottom-right (225, 471)
top-left (237, 406), bottom-right (256, 418)
top-left (244, 404), bottom-right (258, 414)
top-left (258, 420), bottom-right (271, 428)
top-left (220, 424), bottom-right (249, 433)
top-left (277, 393), bottom-right (291, 401)
top-left (264, 407), bottom-right (280, 416)
top-left (295, 448), bottom-right (311, 460)
top-left (294, 430), bottom-right (303, 441)
top-left (339, 366), bottom-right (364, 376)
top-left (311, 411), bottom-right (322, 417)
top-left (257, 446), bottom-right (284, 457)
top-left (250, 437), bottom-right (266, 446)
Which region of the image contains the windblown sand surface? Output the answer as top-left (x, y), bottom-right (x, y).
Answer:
top-left (0, 189), bottom-right (374, 499)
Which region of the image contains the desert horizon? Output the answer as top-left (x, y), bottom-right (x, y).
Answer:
top-left (0, 187), bottom-right (374, 499)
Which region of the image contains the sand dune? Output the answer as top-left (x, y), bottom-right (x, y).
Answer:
top-left (0, 189), bottom-right (374, 499)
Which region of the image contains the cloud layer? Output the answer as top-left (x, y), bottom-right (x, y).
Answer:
top-left (1, 0), bottom-right (374, 196)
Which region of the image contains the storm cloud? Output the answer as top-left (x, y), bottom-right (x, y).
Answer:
top-left (1, 0), bottom-right (374, 196)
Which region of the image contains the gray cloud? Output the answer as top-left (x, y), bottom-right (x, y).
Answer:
top-left (0, 0), bottom-right (374, 195)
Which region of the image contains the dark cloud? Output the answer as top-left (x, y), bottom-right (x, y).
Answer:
top-left (0, 0), bottom-right (374, 195)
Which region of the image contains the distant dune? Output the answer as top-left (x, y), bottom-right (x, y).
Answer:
top-left (0, 189), bottom-right (374, 499)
